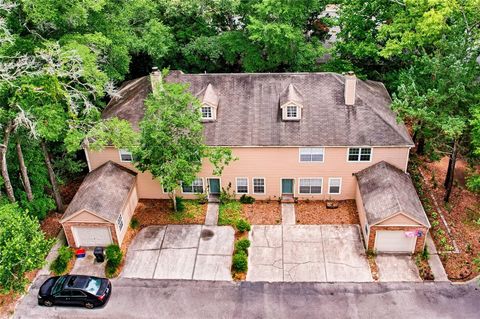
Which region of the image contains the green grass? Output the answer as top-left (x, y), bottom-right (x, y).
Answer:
top-left (218, 201), bottom-right (243, 226)
top-left (170, 200), bottom-right (204, 222)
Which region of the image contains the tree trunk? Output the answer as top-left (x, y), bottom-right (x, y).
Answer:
top-left (16, 141), bottom-right (33, 201)
top-left (0, 124), bottom-right (15, 202)
top-left (41, 141), bottom-right (64, 212)
top-left (444, 140), bottom-right (458, 203)
top-left (416, 136), bottom-right (425, 155)
top-left (171, 189), bottom-right (177, 212)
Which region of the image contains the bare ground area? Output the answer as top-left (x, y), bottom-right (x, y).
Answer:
top-left (242, 201), bottom-right (281, 225)
top-left (133, 199), bottom-right (207, 226)
top-left (295, 200), bottom-right (360, 225)
top-left (416, 156), bottom-right (480, 281)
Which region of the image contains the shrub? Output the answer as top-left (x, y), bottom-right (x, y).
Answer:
top-left (232, 251), bottom-right (248, 272)
top-left (235, 239), bottom-right (250, 253)
top-left (50, 246), bottom-right (74, 275)
top-left (239, 194), bottom-right (255, 204)
top-left (236, 219), bottom-right (251, 232)
top-left (196, 193), bottom-right (208, 204)
top-left (219, 183), bottom-right (235, 204)
top-left (218, 201), bottom-right (242, 226)
top-left (466, 174), bottom-right (480, 193)
top-left (130, 217), bottom-right (140, 229)
top-left (175, 196), bottom-right (185, 212)
top-left (105, 244), bottom-right (123, 277)
top-left (421, 246), bottom-right (430, 261)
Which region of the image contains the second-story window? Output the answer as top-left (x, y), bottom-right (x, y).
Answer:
top-left (119, 149), bottom-right (133, 162)
top-left (348, 147), bottom-right (372, 162)
top-left (300, 148), bottom-right (324, 162)
top-left (201, 106), bottom-right (213, 119)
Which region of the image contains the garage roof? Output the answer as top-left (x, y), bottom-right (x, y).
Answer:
top-left (355, 161), bottom-right (430, 227)
top-left (61, 161), bottom-right (137, 223)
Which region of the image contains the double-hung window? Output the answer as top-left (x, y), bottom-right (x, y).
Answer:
top-left (119, 149), bottom-right (133, 162)
top-left (348, 148), bottom-right (372, 162)
top-left (236, 178), bottom-right (248, 194)
top-left (182, 178), bottom-right (204, 193)
top-left (299, 178), bottom-right (322, 194)
top-left (117, 214), bottom-right (124, 231)
top-left (328, 178), bottom-right (342, 194)
top-left (253, 178), bottom-right (265, 194)
top-left (299, 148), bottom-right (324, 162)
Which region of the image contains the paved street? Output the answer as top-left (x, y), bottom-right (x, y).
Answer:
top-left (14, 276), bottom-right (480, 318)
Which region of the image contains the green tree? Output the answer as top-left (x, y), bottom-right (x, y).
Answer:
top-left (134, 72), bottom-right (235, 211)
top-left (0, 203), bottom-right (53, 292)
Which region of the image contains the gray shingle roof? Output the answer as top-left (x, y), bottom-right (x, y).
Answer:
top-left (61, 161), bottom-right (137, 223)
top-left (102, 72), bottom-right (413, 147)
top-left (355, 161), bottom-right (430, 227)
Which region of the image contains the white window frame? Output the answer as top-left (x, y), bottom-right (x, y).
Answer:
top-left (182, 178), bottom-right (204, 194)
top-left (285, 104), bottom-right (299, 119)
top-left (119, 149), bottom-right (133, 162)
top-left (235, 177), bottom-right (249, 194)
top-left (298, 178), bottom-right (323, 194)
top-left (347, 147), bottom-right (372, 162)
top-left (299, 148), bottom-right (325, 163)
top-left (201, 105), bottom-right (213, 120)
top-left (116, 214), bottom-right (124, 231)
top-left (328, 177), bottom-right (342, 195)
top-left (252, 177), bottom-right (266, 194)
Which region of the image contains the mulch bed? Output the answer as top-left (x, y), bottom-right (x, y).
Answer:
top-left (295, 200), bottom-right (360, 224)
top-left (367, 255), bottom-right (379, 281)
top-left (418, 156), bottom-right (480, 281)
top-left (40, 212), bottom-right (63, 239)
top-left (60, 176), bottom-right (85, 205)
top-left (133, 199), bottom-right (207, 226)
top-left (242, 201), bottom-right (281, 225)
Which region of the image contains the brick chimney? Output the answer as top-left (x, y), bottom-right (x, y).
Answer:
top-left (344, 71), bottom-right (357, 106)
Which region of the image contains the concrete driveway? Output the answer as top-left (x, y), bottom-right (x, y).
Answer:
top-left (376, 255), bottom-right (421, 282)
top-left (247, 225), bottom-right (372, 282)
top-left (122, 225), bottom-right (234, 281)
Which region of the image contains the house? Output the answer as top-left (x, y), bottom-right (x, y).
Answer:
top-left (62, 70), bottom-right (430, 253)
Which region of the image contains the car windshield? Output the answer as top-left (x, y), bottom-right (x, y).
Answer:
top-left (52, 276), bottom-right (66, 295)
top-left (85, 278), bottom-right (102, 294)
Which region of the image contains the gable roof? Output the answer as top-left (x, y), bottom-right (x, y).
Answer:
top-left (102, 72), bottom-right (413, 147)
top-left (355, 161), bottom-right (430, 227)
top-left (61, 161), bottom-right (137, 223)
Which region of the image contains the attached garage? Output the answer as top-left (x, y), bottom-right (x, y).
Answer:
top-left (355, 161), bottom-right (430, 254)
top-left (61, 161), bottom-right (138, 248)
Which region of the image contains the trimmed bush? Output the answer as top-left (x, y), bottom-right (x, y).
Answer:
top-left (232, 251), bottom-right (248, 272)
top-left (50, 246), bottom-right (74, 275)
top-left (235, 239), bottom-right (250, 253)
top-left (175, 196), bottom-right (185, 212)
top-left (239, 194), bottom-right (255, 204)
top-left (105, 244), bottom-right (123, 277)
top-left (236, 219), bottom-right (251, 232)
top-left (130, 217), bottom-right (140, 229)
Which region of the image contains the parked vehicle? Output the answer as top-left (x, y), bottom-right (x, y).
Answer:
top-left (38, 275), bottom-right (111, 309)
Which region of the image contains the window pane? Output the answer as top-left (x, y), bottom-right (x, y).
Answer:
top-left (311, 179), bottom-right (322, 186)
top-left (360, 148), bottom-right (371, 161)
top-left (192, 178), bottom-right (204, 193)
top-left (119, 149), bottom-right (133, 162)
top-left (201, 106), bottom-right (212, 118)
top-left (299, 179), bottom-right (310, 186)
top-left (286, 105), bottom-right (297, 117)
top-left (182, 183), bottom-right (193, 193)
top-left (299, 186), bottom-right (311, 194)
top-left (300, 154), bottom-right (311, 162)
top-left (348, 148), bottom-right (359, 161)
top-left (330, 179), bottom-right (340, 187)
top-left (329, 186), bottom-right (340, 194)
top-left (311, 154), bottom-right (324, 161)
top-left (117, 214), bottom-right (124, 231)
top-left (253, 178), bottom-right (265, 193)
top-left (300, 148), bottom-right (323, 162)
top-left (237, 178), bottom-right (248, 193)
top-left (310, 186), bottom-right (322, 194)
top-left (329, 178), bottom-right (341, 194)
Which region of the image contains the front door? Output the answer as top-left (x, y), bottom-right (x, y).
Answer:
top-left (282, 179), bottom-right (294, 194)
top-left (208, 178), bottom-right (221, 194)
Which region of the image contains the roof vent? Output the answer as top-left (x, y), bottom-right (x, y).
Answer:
top-left (344, 71), bottom-right (357, 106)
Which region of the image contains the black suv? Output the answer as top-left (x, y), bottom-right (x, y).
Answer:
top-left (38, 275), bottom-right (111, 309)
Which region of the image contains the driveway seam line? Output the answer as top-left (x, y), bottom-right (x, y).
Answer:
top-left (152, 225), bottom-right (168, 279)
top-left (282, 225), bottom-right (285, 281)
top-left (320, 226), bottom-right (328, 282)
top-left (191, 226), bottom-right (203, 279)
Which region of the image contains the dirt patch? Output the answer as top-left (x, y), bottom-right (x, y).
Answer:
top-left (295, 200), bottom-right (360, 224)
top-left (414, 156), bottom-right (480, 281)
top-left (133, 199), bottom-right (207, 226)
top-left (367, 255), bottom-right (379, 281)
top-left (60, 176), bottom-right (84, 205)
top-left (40, 212), bottom-right (63, 239)
top-left (414, 254), bottom-right (434, 281)
top-left (242, 201), bottom-right (281, 225)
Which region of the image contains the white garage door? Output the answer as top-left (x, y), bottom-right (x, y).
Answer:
top-left (375, 231), bottom-right (416, 253)
top-left (73, 226), bottom-right (112, 247)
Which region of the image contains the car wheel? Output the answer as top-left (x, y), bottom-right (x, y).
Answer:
top-left (43, 300), bottom-right (53, 307)
top-left (85, 302), bottom-right (95, 309)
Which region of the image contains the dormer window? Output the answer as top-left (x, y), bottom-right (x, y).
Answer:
top-left (279, 84), bottom-right (303, 121)
top-left (286, 105), bottom-right (298, 119)
top-left (201, 105), bottom-right (213, 119)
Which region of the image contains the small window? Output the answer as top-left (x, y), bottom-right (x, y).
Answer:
top-left (182, 178), bottom-right (204, 193)
top-left (253, 178), bottom-right (265, 194)
top-left (286, 105), bottom-right (298, 118)
top-left (299, 178), bottom-right (322, 194)
top-left (117, 214), bottom-right (124, 231)
top-left (299, 148), bottom-right (324, 162)
top-left (236, 178), bottom-right (248, 194)
top-left (119, 149), bottom-right (133, 162)
top-left (201, 106), bottom-right (213, 119)
top-left (348, 148), bottom-right (371, 162)
top-left (328, 178), bottom-right (342, 194)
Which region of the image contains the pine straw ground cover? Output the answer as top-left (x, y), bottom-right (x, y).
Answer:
top-left (295, 200), bottom-right (360, 224)
top-left (412, 156), bottom-right (480, 281)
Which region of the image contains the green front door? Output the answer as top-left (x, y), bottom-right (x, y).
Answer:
top-left (282, 179), bottom-right (294, 194)
top-left (209, 178), bottom-right (221, 194)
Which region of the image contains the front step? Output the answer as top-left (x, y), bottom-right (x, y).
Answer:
top-left (281, 195), bottom-right (295, 203)
top-left (208, 194), bottom-right (220, 203)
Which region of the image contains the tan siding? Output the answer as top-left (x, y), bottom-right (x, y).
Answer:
top-left (377, 213), bottom-right (421, 226)
top-left (68, 210), bottom-right (109, 223)
top-left (116, 184), bottom-right (139, 244)
top-left (87, 146), bottom-right (410, 200)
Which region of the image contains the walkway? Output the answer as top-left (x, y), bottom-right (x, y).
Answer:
top-left (281, 203), bottom-right (296, 225)
top-left (205, 202), bottom-right (219, 225)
